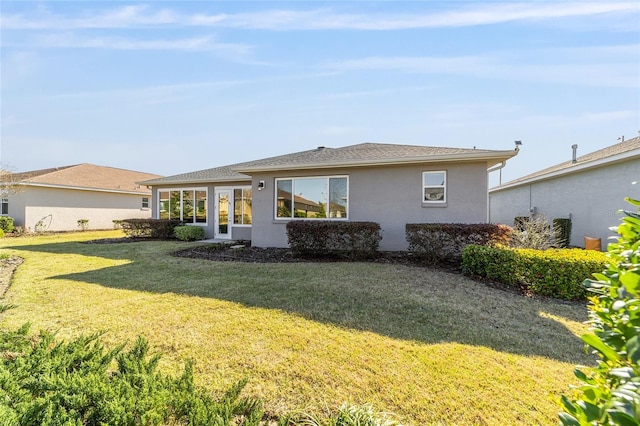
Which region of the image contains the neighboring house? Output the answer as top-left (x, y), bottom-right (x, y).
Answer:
top-left (1, 164), bottom-right (162, 232)
top-left (489, 137), bottom-right (640, 248)
top-left (141, 143), bottom-right (518, 250)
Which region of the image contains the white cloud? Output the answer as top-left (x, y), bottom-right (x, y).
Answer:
top-left (34, 32), bottom-right (252, 54)
top-left (2, 2), bottom-right (638, 31)
top-left (323, 46), bottom-right (640, 88)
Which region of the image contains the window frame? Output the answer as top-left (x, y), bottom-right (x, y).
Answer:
top-left (274, 175), bottom-right (349, 220)
top-left (422, 171), bottom-right (447, 204)
top-left (233, 186), bottom-right (252, 227)
top-left (141, 197), bottom-right (150, 209)
top-left (0, 198), bottom-right (8, 216)
top-left (156, 187), bottom-right (208, 225)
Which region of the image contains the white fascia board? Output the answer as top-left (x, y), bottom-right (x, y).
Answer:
top-left (490, 149), bottom-right (640, 193)
top-left (15, 182), bottom-right (152, 196)
top-left (234, 150), bottom-right (519, 174)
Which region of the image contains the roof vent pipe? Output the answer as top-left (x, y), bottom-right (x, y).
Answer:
top-left (572, 144), bottom-right (578, 163)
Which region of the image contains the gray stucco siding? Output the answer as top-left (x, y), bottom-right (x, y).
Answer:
top-left (489, 159), bottom-right (640, 247)
top-left (250, 162), bottom-right (490, 251)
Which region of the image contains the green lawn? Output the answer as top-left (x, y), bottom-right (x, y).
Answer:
top-left (0, 231), bottom-right (594, 425)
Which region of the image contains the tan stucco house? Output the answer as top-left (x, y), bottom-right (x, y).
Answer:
top-left (2, 164), bottom-right (162, 232)
top-left (141, 143), bottom-right (518, 250)
top-left (489, 137), bottom-right (640, 248)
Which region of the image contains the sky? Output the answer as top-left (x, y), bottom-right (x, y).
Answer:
top-left (1, 1), bottom-right (639, 187)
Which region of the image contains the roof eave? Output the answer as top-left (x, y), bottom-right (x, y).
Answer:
top-left (490, 148), bottom-right (640, 193)
top-left (138, 176), bottom-right (252, 187)
top-left (14, 182), bottom-right (152, 195)
top-left (234, 150), bottom-right (519, 173)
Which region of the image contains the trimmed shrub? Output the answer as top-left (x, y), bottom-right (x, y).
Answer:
top-left (121, 219), bottom-right (180, 239)
top-left (553, 218), bottom-right (572, 248)
top-left (406, 223), bottom-right (512, 264)
top-left (174, 225), bottom-right (205, 241)
top-left (286, 221), bottom-right (381, 259)
top-left (0, 322), bottom-right (264, 425)
top-left (0, 216), bottom-right (14, 233)
top-left (559, 196), bottom-right (640, 425)
top-left (462, 245), bottom-right (609, 300)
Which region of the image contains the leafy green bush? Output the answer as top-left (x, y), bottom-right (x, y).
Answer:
top-left (0, 229), bottom-right (4, 239)
top-left (121, 218), bottom-right (180, 239)
top-left (174, 225), bottom-right (205, 241)
top-left (0, 216), bottom-right (14, 233)
top-left (553, 218), bottom-right (572, 248)
top-left (286, 221), bottom-right (381, 259)
top-left (462, 245), bottom-right (608, 300)
top-left (406, 223), bottom-right (512, 264)
top-left (0, 322), bottom-right (264, 425)
top-left (559, 196), bottom-right (640, 425)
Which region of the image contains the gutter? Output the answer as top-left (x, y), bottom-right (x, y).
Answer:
top-left (11, 182), bottom-right (152, 196)
top-left (234, 150), bottom-right (519, 173)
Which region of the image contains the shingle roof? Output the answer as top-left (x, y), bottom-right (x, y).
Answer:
top-left (141, 142), bottom-right (518, 185)
top-left (493, 137), bottom-right (640, 190)
top-left (6, 164), bottom-right (162, 194)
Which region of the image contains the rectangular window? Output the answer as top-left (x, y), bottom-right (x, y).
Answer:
top-left (142, 197), bottom-right (149, 209)
top-left (275, 176), bottom-right (348, 220)
top-left (423, 171), bottom-right (446, 203)
top-left (157, 189), bottom-right (207, 223)
top-left (233, 188), bottom-right (252, 225)
top-left (0, 199), bottom-right (7, 215)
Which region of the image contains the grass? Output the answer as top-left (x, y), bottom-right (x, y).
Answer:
top-left (0, 231), bottom-right (594, 425)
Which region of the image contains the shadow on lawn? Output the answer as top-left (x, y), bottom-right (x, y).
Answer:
top-left (7, 240), bottom-right (594, 364)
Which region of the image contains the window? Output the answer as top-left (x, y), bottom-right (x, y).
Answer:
top-left (0, 199), bottom-right (7, 215)
top-left (275, 176), bottom-right (348, 219)
top-left (157, 189), bottom-right (207, 223)
top-left (234, 188), bottom-right (252, 225)
top-left (423, 171), bottom-right (446, 203)
top-left (141, 197), bottom-right (149, 209)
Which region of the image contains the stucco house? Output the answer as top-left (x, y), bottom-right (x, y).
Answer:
top-left (141, 143), bottom-right (518, 250)
top-left (489, 137), bottom-right (640, 248)
top-left (1, 164), bottom-right (162, 232)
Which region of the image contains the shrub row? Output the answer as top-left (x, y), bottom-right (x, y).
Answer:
top-left (286, 221), bottom-right (382, 259)
top-left (461, 245), bottom-right (609, 300)
top-left (121, 219), bottom-right (180, 239)
top-left (406, 223), bottom-right (512, 263)
top-left (174, 225), bottom-right (205, 241)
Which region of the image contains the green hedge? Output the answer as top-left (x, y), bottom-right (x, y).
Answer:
top-left (553, 218), bottom-right (572, 248)
top-left (406, 223), bottom-right (512, 264)
top-left (286, 221), bottom-right (381, 259)
top-left (462, 245), bottom-right (609, 300)
top-left (0, 217), bottom-right (14, 233)
top-left (174, 225), bottom-right (205, 241)
top-left (121, 219), bottom-right (180, 239)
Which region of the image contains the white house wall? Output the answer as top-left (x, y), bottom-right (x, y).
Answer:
top-left (250, 162), bottom-right (490, 251)
top-left (489, 159), bottom-right (640, 248)
top-left (14, 186), bottom-right (152, 232)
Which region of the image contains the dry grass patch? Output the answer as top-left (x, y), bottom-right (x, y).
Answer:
top-left (0, 231), bottom-right (593, 425)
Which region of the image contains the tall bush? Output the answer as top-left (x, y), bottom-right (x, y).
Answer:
top-left (553, 218), bottom-right (572, 248)
top-left (559, 196), bottom-right (640, 425)
top-left (511, 214), bottom-right (555, 250)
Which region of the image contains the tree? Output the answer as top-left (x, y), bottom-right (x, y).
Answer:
top-left (559, 195), bottom-right (640, 425)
